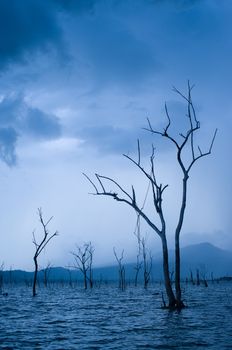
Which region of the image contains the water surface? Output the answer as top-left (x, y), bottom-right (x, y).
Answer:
top-left (0, 283), bottom-right (231, 349)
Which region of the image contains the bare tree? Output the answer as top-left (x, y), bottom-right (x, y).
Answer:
top-left (141, 237), bottom-right (153, 289)
top-left (43, 261), bottom-right (52, 288)
top-left (84, 83), bottom-right (217, 309)
top-left (70, 242), bottom-right (94, 289)
top-left (9, 266), bottom-right (14, 285)
top-left (134, 253), bottom-right (142, 287)
top-left (0, 262), bottom-right (4, 292)
top-left (190, 269), bottom-right (195, 285)
top-left (32, 208), bottom-right (58, 296)
top-left (134, 221), bottom-right (152, 288)
top-left (88, 244), bottom-right (94, 289)
top-left (113, 248), bottom-right (126, 291)
top-left (67, 268), bottom-right (73, 288)
top-left (196, 269), bottom-right (200, 286)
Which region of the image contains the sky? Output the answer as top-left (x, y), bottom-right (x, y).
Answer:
top-left (0, 0), bottom-right (231, 270)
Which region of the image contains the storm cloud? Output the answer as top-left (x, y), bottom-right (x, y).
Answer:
top-left (0, 94), bottom-right (61, 164)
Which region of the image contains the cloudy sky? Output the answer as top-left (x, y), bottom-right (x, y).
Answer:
top-left (0, 0), bottom-right (231, 270)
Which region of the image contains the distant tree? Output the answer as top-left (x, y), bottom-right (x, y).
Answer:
top-left (32, 208), bottom-right (58, 296)
top-left (67, 268), bottom-right (73, 288)
top-left (190, 269), bottom-right (195, 285)
top-left (200, 266), bottom-right (208, 287)
top-left (134, 253), bottom-right (142, 287)
top-left (134, 222), bottom-right (152, 288)
top-left (141, 237), bottom-right (153, 289)
top-left (113, 248), bottom-right (126, 291)
top-left (9, 266), bottom-right (13, 285)
top-left (0, 262), bottom-right (4, 292)
top-left (196, 269), bottom-right (200, 286)
top-left (84, 83), bottom-right (217, 309)
top-left (211, 272), bottom-right (214, 283)
top-left (43, 261), bottom-right (52, 288)
top-left (70, 242), bottom-right (94, 289)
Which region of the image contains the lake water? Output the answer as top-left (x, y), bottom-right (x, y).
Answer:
top-left (0, 282), bottom-right (231, 349)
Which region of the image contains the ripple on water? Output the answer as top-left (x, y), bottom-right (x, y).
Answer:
top-left (0, 283), bottom-right (231, 349)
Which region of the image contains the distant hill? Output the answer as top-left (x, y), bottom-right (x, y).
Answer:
top-left (179, 242), bottom-right (232, 278)
top-left (152, 242), bottom-right (232, 279)
top-left (1, 242), bottom-right (232, 284)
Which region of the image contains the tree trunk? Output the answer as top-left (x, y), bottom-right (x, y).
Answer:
top-left (175, 237), bottom-right (183, 308)
top-left (175, 176), bottom-right (188, 309)
top-left (134, 268), bottom-right (139, 287)
top-left (33, 256), bottom-right (38, 297)
top-left (84, 271), bottom-right (87, 289)
top-left (161, 235), bottom-right (176, 308)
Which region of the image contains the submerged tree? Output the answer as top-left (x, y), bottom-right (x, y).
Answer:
top-left (70, 242), bottom-right (94, 289)
top-left (134, 220), bottom-right (152, 288)
top-left (32, 208), bottom-right (58, 296)
top-left (43, 261), bottom-right (52, 288)
top-left (113, 248), bottom-right (126, 291)
top-left (134, 252), bottom-right (142, 287)
top-left (141, 237), bottom-right (153, 289)
top-left (84, 83), bottom-right (217, 309)
top-left (0, 262), bottom-right (4, 292)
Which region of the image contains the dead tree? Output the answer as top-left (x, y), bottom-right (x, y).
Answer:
top-left (67, 269), bottom-right (73, 288)
top-left (43, 262), bottom-right (52, 288)
top-left (134, 222), bottom-right (152, 288)
top-left (113, 248), bottom-right (126, 291)
top-left (200, 268), bottom-right (208, 287)
top-left (134, 253), bottom-right (142, 287)
top-left (0, 262), bottom-right (4, 292)
top-left (133, 215), bottom-right (143, 287)
top-left (70, 242), bottom-right (94, 289)
top-left (84, 83), bottom-right (217, 309)
top-left (141, 237), bottom-right (152, 289)
top-left (190, 269), bottom-right (195, 285)
top-left (196, 269), bottom-right (200, 286)
top-left (88, 244), bottom-right (94, 288)
top-left (32, 208), bottom-right (58, 296)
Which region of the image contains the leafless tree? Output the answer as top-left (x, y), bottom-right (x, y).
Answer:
top-left (200, 267), bottom-right (208, 287)
top-left (0, 262), bottom-right (4, 292)
top-left (134, 221), bottom-right (152, 288)
top-left (196, 269), bottom-right (200, 286)
top-left (9, 266), bottom-right (13, 285)
top-left (43, 261), bottom-right (52, 288)
top-left (211, 272), bottom-right (214, 283)
top-left (84, 83), bottom-right (217, 309)
top-left (70, 242), bottom-right (94, 289)
top-left (113, 248), bottom-right (126, 291)
top-left (32, 208), bottom-right (58, 296)
top-left (134, 253), bottom-right (142, 287)
top-left (88, 244), bottom-right (94, 288)
top-left (190, 269), bottom-right (195, 285)
top-left (65, 268), bottom-right (73, 288)
top-left (141, 237), bottom-right (152, 289)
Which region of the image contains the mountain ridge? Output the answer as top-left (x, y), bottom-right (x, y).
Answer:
top-left (1, 242), bottom-right (232, 282)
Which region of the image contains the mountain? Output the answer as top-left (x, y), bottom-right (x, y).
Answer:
top-left (1, 242), bottom-right (232, 283)
top-left (179, 242), bottom-right (232, 278)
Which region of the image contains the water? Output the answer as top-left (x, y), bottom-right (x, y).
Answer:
top-left (0, 282), bottom-right (232, 349)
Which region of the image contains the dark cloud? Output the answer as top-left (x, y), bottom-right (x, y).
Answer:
top-left (146, 0), bottom-right (202, 9)
top-left (0, 0), bottom-right (100, 71)
top-left (52, 0), bottom-right (96, 13)
top-left (0, 94), bottom-right (61, 165)
top-left (0, 127), bottom-right (18, 166)
top-left (0, 94), bottom-right (61, 139)
top-left (0, 0), bottom-right (62, 69)
top-left (24, 107), bottom-right (61, 140)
